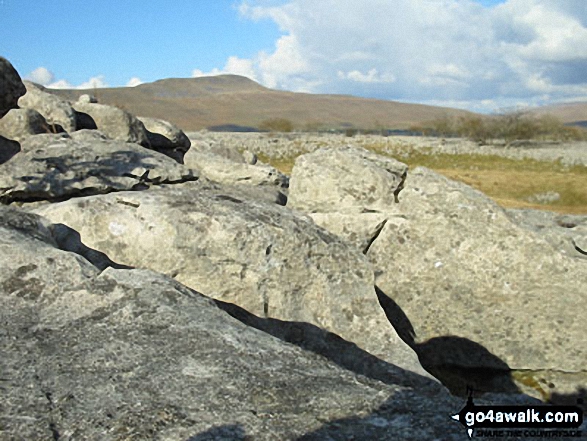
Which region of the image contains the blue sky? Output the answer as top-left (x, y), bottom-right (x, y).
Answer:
top-left (2, 0), bottom-right (586, 113)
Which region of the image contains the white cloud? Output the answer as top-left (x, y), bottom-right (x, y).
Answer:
top-left (76, 76), bottom-right (108, 89)
top-left (192, 56), bottom-right (258, 81)
top-left (225, 0), bottom-right (587, 111)
top-left (46, 79), bottom-right (74, 89)
top-left (26, 67), bottom-right (55, 86)
top-left (337, 68), bottom-right (396, 84)
top-left (126, 77), bottom-right (143, 87)
top-left (26, 68), bottom-right (111, 90)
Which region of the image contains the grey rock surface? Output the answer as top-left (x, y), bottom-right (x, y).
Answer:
top-left (309, 212), bottom-right (389, 254)
top-left (138, 116), bottom-right (191, 163)
top-left (0, 56), bottom-right (26, 118)
top-left (243, 149), bottom-right (258, 165)
top-left (18, 81), bottom-right (77, 132)
top-left (191, 141), bottom-right (247, 163)
top-left (1, 204), bottom-right (501, 441)
top-left (33, 181), bottom-right (428, 378)
top-left (0, 108), bottom-right (51, 141)
top-left (0, 133), bottom-right (196, 204)
top-left (505, 208), bottom-right (587, 259)
top-left (184, 150), bottom-right (289, 188)
top-left (73, 101), bottom-right (149, 146)
top-left (365, 167), bottom-right (586, 395)
top-left (287, 146), bottom-right (408, 213)
top-left (77, 93), bottom-right (97, 103)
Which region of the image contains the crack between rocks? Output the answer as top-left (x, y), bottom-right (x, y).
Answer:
top-left (572, 239), bottom-right (587, 255)
top-left (362, 219), bottom-right (388, 255)
top-left (43, 390), bottom-right (60, 441)
top-left (393, 170), bottom-right (408, 203)
top-left (0, 175), bottom-right (199, 205)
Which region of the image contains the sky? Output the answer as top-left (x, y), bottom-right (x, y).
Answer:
top-left (2, 0), bottom-right (587, 113)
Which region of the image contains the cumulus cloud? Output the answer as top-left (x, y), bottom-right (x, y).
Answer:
top-left (26, 67), bottom-right (55, 86)
top-left (192, 56), bottom-right (258, 81)
top-left (45, 79), bottom-right (74, 89)
top-left (26, 67), bottom-right (112, 90)
top-left (126, 77), bottom-right (143, 87)
top-left (76, 76), bottom-right (109, 89)
top-left (337, 68), bottom-right (396, 84)
top-left (225, 0), bottom-right (587, 111)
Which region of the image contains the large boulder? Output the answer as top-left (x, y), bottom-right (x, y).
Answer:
top-left (287, 146), bottom-right (408, 213)
top-left (283, 146), bottom-right (586, 399)
top-left (0, 57), bottom-right (26, 118)
top-left (0, 132), bottom-right (196, 204)
top-left (72, 101), bottom-right (149, 146)
top-left (138, 116), bottom-right (191, 163)
top-left (184, 150), bottom-right (289, 189)
top-left (18, 81), bottom-right (76, 132)
top-left (1, 205), bottom-right (497, 440)
top-left (0, 108), bottom-right (51, 141)
top-left (365, 167), bottom-right (587, 397)
top-left (33, 181), bottom-right (428, 378)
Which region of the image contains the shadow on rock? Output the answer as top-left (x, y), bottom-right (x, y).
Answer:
top-left (549, 387), bottom-right (587, 414)
top-left (0, 135), bottom-right (20, 164)
top-left (50, 223), bottom-right (133, 271)
top-left (375, 285), bottom-right (520, 397)
top-left (187, 424), bottom-right (250, 441)
top-left (214, 299), bottom-right (440, 390)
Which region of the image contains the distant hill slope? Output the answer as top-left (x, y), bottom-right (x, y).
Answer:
top-left (45, 75), bottom-right (473, 131)
top-left (531, 102), bottom-right (587, 126)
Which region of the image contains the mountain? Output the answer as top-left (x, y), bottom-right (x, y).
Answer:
top-left (45, 75), bottom-right (472, 132)
top-left (530, 101), bottom-right (587, 127)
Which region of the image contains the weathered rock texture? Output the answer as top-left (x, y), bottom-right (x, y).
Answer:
top-left (138, 116), bottom-right (191, 163)
top-left (367, 167), bottom-right (586, 374)
top-left (2, 205), bottom-right (507, 441)
top-left (184, 150), bottom-right (289, 188)
top-left (285, 146), bottom-right (586, 399)
top-left (0, 108), bottom-right (51, 141)
top-left (506, 208), bottom-right (587, 260)
top-left (0, 133), bottom-right (196, 204)
top-left (18, 81), bottom-right (77, 132)
top-left (73, 101), bottom-right (149, 146)
top-left (0, 56), bottom-right (26, 117)
top-left (287, 146), bottom-right (408, 213)
top-left (33, 181), bottom-right (427, 378)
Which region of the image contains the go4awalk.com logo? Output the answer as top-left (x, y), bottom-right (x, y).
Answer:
top-left (451, 395), bottom-right (583, 438)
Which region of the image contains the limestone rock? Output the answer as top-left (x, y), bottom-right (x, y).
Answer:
top-left (506, 208), bottom-right (587, 259)
top-left (77, 93), bottom-right (97, 103)
top-left (1, 204), bottom-right (489, 440)
top-left (366, 167), bottom-right (586, 394)
top-left (73, 101), bottom-right (149, 146)
top-left (33, 182), bottom-right (428, 377)
top-left (309, 212), bottom-right (389, 253)
top-left (287, 146), bottom-right (408, 213)
top-left (243, 149), bottom-right (258, 165)
top-left (191, 141), bottom-right (247, 163)
top-left (0, 133), bottom-right (197, 204)
top-left (138, 116), bottom-right (191, 163)
top-left (0, 108), bottom-right (51, 141)
top-left (184, 150), bottom-right (289, 188)
top-left (0, 56), bottom-right (26, 118)
top-left (18, 81), bottom-right (76, 132)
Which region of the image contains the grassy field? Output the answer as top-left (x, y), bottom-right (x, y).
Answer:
top-left (259, 144), bottom-right (587, 215)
